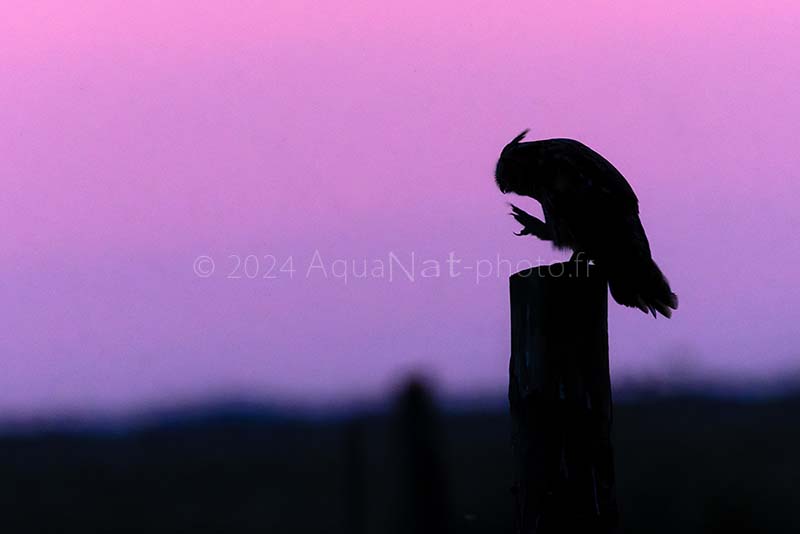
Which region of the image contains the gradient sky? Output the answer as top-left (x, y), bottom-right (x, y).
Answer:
top-left (2, 2), bottom-right (799, 415)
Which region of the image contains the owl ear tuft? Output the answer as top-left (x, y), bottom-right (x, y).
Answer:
top-left (501, 129), bottom-right (529, 159)
top-left (509, 129), bottom-right (529, 145)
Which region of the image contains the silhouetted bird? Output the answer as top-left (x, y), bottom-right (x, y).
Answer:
top-left (495, 129), bottom-right (678, 318)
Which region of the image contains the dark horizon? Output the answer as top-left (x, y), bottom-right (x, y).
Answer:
top-left (2, 379), bottom-right (798, 533)
top-left (2, 374), bottom-right (799, 435)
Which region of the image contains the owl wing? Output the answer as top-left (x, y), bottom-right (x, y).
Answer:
top-left (536, 139), bottom-right (648, 257)
top-left (539, 138), bottom-right (639, 215)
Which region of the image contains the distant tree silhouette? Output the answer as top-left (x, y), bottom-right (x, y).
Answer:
top-left (395, 377), bottom-right (449, 534)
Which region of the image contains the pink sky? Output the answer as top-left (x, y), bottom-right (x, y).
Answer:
top-left (2, 2), bottom-right (799, 415)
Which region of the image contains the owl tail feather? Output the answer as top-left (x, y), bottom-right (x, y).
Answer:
top-left (608, 257), bottom-right (678, 319)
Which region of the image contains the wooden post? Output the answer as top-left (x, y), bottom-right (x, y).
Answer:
top-left (508, 260), bottom-right (619, 533)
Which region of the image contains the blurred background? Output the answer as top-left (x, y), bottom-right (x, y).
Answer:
top-left (1, 1), bottom-right (798, 532)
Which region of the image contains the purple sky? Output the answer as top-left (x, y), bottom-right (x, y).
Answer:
top-left (2, 2), bottom-right (799, 415)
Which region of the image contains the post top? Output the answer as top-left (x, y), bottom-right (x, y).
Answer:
top-left (510, 260), bottom-right (599, 281)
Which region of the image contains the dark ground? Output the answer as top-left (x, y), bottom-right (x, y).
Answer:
top-left (1, 389), bottom-right (798, 533)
